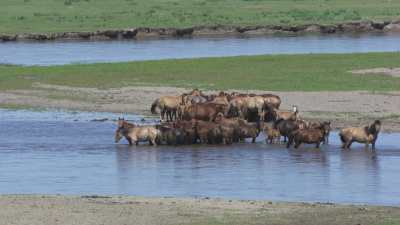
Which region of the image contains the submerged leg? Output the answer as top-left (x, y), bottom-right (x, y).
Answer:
top-left (372, 140), bottom-right (377, 150)
top-left (345, 140), bottom-right (353, 149)
top-left (127, 137), bottom-right (133, 146)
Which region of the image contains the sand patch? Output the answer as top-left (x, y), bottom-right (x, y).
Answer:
top-left (0, 195), bottom-right (399, 225)
top-left (351, 67), bottom-right (400, 78)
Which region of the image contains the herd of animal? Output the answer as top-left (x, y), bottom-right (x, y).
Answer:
top-left (115, 89), bottom-right (382, 150)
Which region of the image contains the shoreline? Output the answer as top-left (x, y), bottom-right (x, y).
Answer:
top-left (1, 85), bottom-right (400, 132)
top-left (1, 195), bottom-right (399, 225)
top-left (1, 20), bottom-right (400, 42)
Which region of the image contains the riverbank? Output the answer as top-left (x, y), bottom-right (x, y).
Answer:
top-left (1, 20), bottom-right (400, 42)
top-left (1, 0), bottom-right (400, 40)
top-left (0, 195), bottom-right (398, 225)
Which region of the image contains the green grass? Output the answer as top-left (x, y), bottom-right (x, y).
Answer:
top-left (1, 0), bottom-right (400, 34)
top-left (1, 52), bottom-right (400, 92)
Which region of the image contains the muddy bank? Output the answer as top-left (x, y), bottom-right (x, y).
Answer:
top-left (1, 20), bottom-right (400, 42)
top-left (1, 195), bottom-right (399, 225)
top-left (1, 84), bottom-right (399, 131)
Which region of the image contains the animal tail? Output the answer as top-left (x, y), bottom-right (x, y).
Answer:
top-left (151, 99), bottom-right (159, 114)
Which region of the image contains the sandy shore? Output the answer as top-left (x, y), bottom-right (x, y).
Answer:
top-left (0, 195), bottom-right (399, 225)
top-left (1, 83), bottom-right (400, 131)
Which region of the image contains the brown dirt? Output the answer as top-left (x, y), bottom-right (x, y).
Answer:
top-left (1, 83), bottom-right (400, 132)
top-left (0, 195), bottom-right (399, 225)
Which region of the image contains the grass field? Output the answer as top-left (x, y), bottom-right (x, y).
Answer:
top-left (1, 52), bottom-right (400, 92)
top-left (1, 0), bottom-right (400, 34)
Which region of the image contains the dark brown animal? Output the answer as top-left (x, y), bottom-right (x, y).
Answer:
top-left (157, 125), bottom-right (185, 146)
top-left (309, 121), bottom-right (331, 144)
top-left (274, 119), bottom-right (300, 143)
top-left (174, 120), bottom-right (197, 144)
top-left (287, 125), bottom-right (327, 149)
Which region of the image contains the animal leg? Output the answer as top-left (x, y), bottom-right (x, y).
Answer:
top-left (252, 137), bottom-right (256, 143)
top-left (161, 109), bottom-right (166, 121)
top-left (127, 137), bottom-right (133, 146)
top-left (152, 138), bottom-right (158, 146)
top-left (294, 141), bottom-right (301, 149)
top-left (316, 142), bottom-right (320, 149)
top-left (345, 140), bottom-right (353, 149)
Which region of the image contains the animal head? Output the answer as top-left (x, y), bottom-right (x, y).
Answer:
top-left (292, 105), bottom-right (298, 113)
top-left (117, 117), bottom-right (125, 128)
top-left (368, 120), bottom-right (382, 135)
top-left (115, 128), bottom-right (123, 143)
top-left (322, 121), bottom-right (331, 136)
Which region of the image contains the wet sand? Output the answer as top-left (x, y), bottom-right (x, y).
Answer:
top-left (1, 83), bottom-right (399, 131)
top-left (1, 195), bottom-right (399, 225)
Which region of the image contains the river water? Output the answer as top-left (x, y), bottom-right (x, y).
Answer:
top-left (0, 109), bottom-right (399, 205)
top-left (1, 33), bottom-right (400, 66)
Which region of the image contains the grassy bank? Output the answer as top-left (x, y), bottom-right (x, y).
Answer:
top-left (1, 52), bottom-right (400, 92)
top-left (1, 0), bottom-right (400, 34)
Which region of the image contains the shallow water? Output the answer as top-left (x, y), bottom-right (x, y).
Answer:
top-left (0, 109), bottom-right (399, 205)
top-left (1, 33), bottom-right (400, 66)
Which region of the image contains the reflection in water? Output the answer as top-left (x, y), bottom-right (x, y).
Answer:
top-left (0, 118), bottom-right (399, 205)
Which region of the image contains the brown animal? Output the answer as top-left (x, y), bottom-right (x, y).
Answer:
top-left (211, 94), bottom-right (230, 106)
top-left (237, 119), bottom-right (261, 143)
top-left (174, 120), bottom-right (197, 144)
top-left (265, 105), bottom-right (298, 121)
top-left (228, 96), bottom-right (248, 118)
top-left (259, 94), bottom-right (281, 109)
top-left (339, 120), bottom-right (381, 150)
top-left (193, 120), bottom-right (223, 144)
top-left (115, 119), bottom-right (160, 146)
top-left (274, 119), bottom-right (300, 143)
top-left (182, 102), bottom-right (228, 121)
top-left (309, 121), bottom-right (331, 144)
top-left (287, 125), bottom-right (327, 149)
top-left (151, 96), bottom-right (181, 121)
top-left (181, 94), bottom-right (208, 105)
top-left (215, 112), bottom-right (240, 144)
top-left (188, 88), bottom-right (205, 97)
top-left (263, 123), bottom-right (281, 144)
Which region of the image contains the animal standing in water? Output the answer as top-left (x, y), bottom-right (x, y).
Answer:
top-left (339, 120), bottom-right (381, 150)
top-left (115, 118), bottom-right (160, 146)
